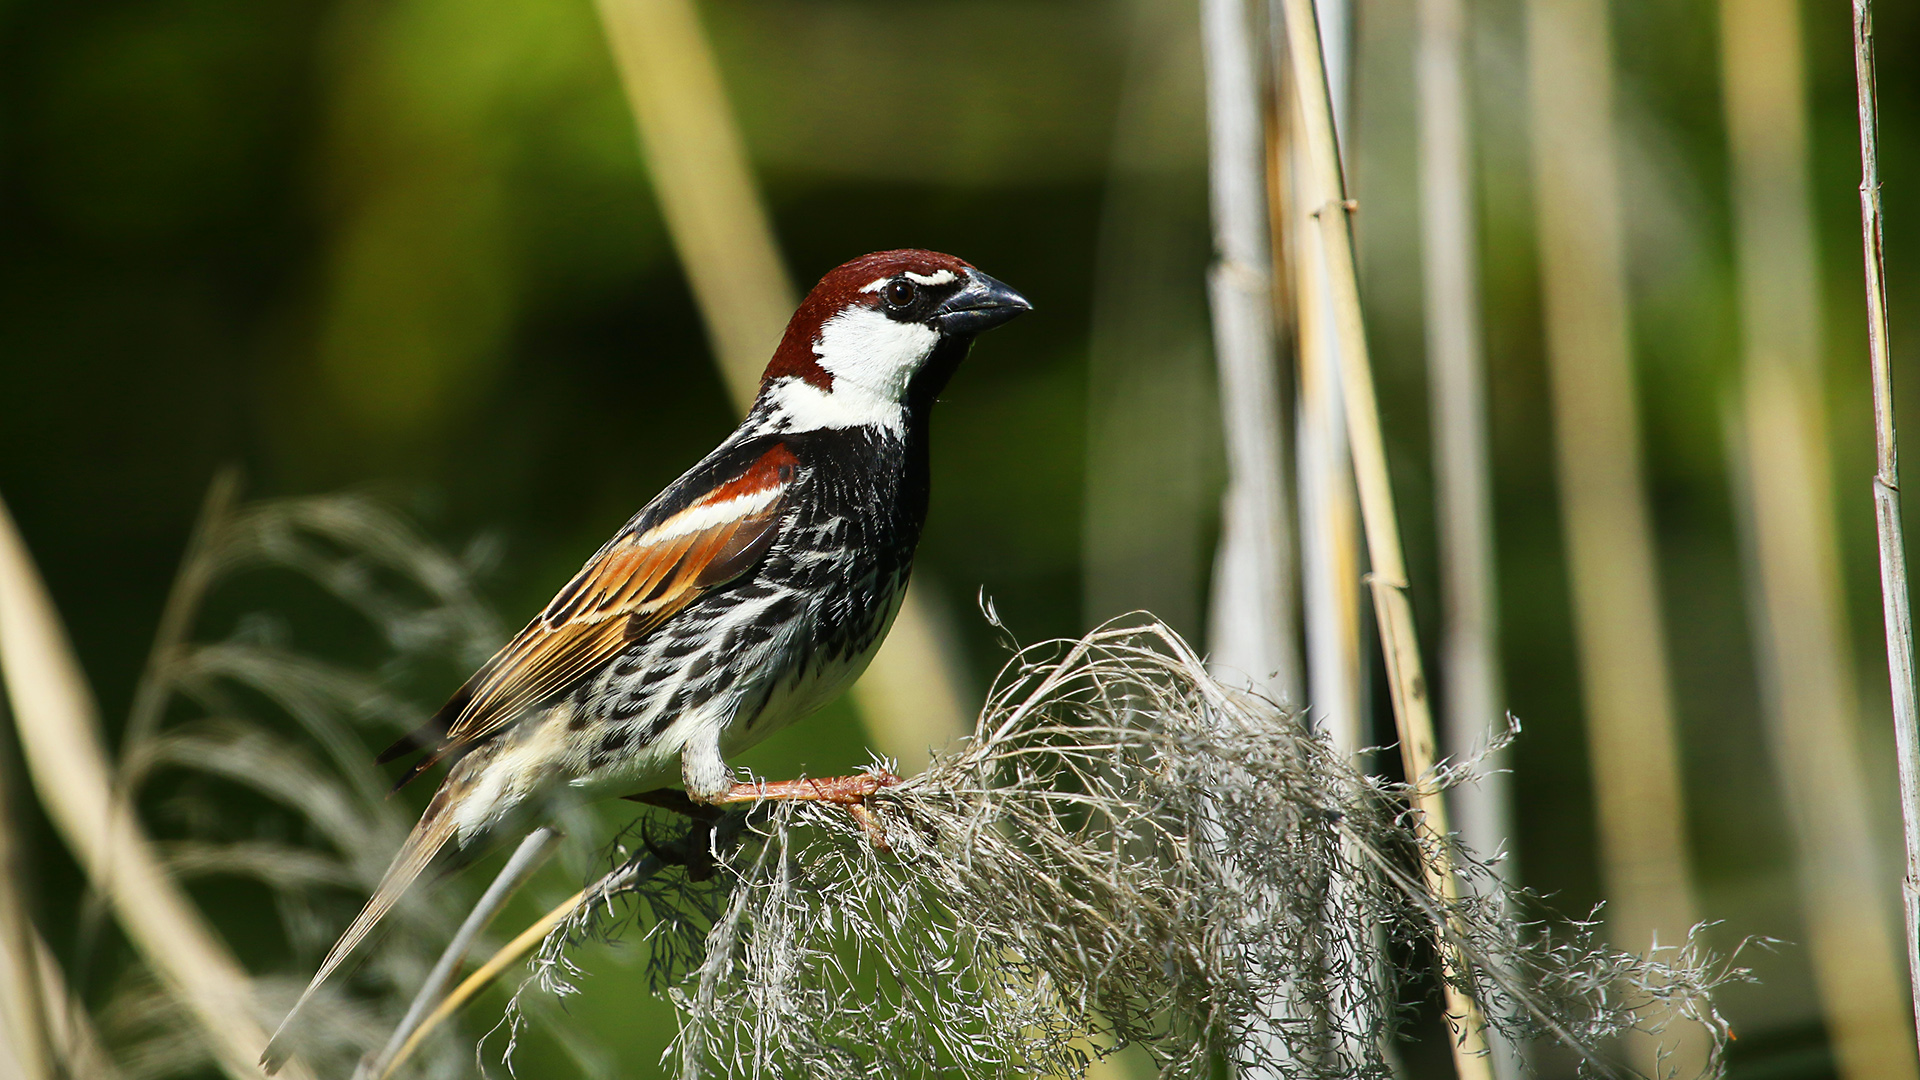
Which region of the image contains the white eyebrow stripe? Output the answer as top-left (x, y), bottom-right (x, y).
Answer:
top-left (858, 268), bottom-right (959, 292)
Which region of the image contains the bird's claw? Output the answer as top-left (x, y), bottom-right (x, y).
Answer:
top-left (709, 770), bottom-right (902, 850)
top-left (634, 811), bottom-right (719, 882)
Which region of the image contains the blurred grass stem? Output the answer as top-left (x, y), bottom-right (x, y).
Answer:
top-left (592, 0), bottom-right (970, 774)
top-left (1720, 0), bottom-right (1919, 1074)
top-left (0, 493), bottom-right (312, 1080)
top-left (1850, 0), bottom-right (1920, 1046)
top-left (1272, 0), bottom-right (1491, 1075)
top-left (1416, 0), bottom-right (1520, 1073)
top-left (0, 711), bottom-right (49, 1080)
top-left (1522, 0), bottom-right (1705, 1070)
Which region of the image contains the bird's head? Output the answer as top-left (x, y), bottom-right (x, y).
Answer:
top-left (755, 250), bottom-right (1031, 436)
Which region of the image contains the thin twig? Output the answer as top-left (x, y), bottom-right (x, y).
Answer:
top-left (378, 884), bottom-right (599, 1080)
top-left (1720, 0), bottom-right (1918, 1075)
top-left (1851, 0), bottom-right (1920, 1045)
top-left (357, 827), bottom-right (562, 1080)
top-left (1270, 0), bottom-right (1492, 1076)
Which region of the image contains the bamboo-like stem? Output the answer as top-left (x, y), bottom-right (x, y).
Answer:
top-left (1286, 121), bottom-right (1365, 757)
top-left (1415, 0), bottom-right (1519, 1075)
top-left (1292, 0), bottom-right (1364, 765)
top-left (1416, 0), bottom-right (1509, 876)
top-left (357, 827), bottom-right (562, 1080)
top-left (1270, 29), bottom-right (1380, 1073)
top-left (1203, 0), bottom-right (1302, 708)
top-left (1522, 0), bottom-right (1704, 1072)
top-left (591, 0), bottom-right (969, 774)
top-left (1201, 3), bottom-right (1304, 1071)
top-left (0, 494), bottom-right (312, 1080)
top-left (1851, 0), bottom-right (1920, 1046)
top-left (1720, 0), bottom-right (1919, 1075)
top-left (1272, 1), bottom-right (1491, 1076)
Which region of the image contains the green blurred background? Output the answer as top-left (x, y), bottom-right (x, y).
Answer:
top-left (2, 0), bottom-right (1917, 1075)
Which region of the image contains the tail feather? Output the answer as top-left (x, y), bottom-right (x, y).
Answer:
top-left (261, 790), bottom-right (459, 1073)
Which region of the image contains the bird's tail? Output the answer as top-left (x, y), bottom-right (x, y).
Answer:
top-left (261, 787), bottom-right (459, 1074)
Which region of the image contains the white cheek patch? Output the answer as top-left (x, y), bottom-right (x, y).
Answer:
top-left (758, 305), bottom-right (938, 436)
top-left (813, 306), bottom-right (939, 400)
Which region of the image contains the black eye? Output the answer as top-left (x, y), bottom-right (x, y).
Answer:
top-left (885, 279), bottom-right (916, 307)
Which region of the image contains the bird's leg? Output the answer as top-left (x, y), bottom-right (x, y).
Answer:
top-left (706, 771), bottom-right (903, 848)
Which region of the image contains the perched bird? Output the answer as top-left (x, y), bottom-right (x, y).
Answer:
top-left (262, 249), bottom-right (1029, 1069)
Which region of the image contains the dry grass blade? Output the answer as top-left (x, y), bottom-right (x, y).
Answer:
top-left (513, 619), bottom-right (1741, 1080)
top-left (0, 493), bottom-right (313, 1080)
top-left (376, 885), bottom-right (593, 1080)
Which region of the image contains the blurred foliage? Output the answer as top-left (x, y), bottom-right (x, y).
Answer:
top-left (1, 0), bottom-right (1918, 1075)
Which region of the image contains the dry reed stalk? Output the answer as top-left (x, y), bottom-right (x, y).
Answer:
top-left (1415, 0), bottom-right (1521, 1075)
top-left (1269, 0), bottom-right (1363, 761)
top-left (1284, 115), bottom-right (1366, 759)
top-left (1416, 0), bottom-right (1509, 884)
top-left (1850, 0), bottom-right (1920, 1046)
top-left (1200, 0), bottom-right (1310, 1070)
top-left (1268, 23), bottom-right (1383, 1072)
top-left (0, 495), bottom-right (313, 1080)
top-left (376, 880), bottom-right (601, 1080)
top-left (592, 0), bottom-right (970, 775)
top-left (1202, 0), bottom-right (1301, 708)
top-left (1521, 0), bottom-right (1706, 1072)
top-left (1270, 1), bottom-right (1491, 1076)
top-left (1720, 0), bottom-right (1919, 1075)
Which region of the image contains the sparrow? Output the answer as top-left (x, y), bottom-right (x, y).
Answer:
top-left (262, 250), bottom-right (1030, 1070)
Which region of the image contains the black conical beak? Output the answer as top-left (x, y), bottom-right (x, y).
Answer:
top-left (932, 270), bottom-right (1033, 336)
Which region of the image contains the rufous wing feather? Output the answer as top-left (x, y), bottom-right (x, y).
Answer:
top-left (379, 443), bottom-right (797, 783)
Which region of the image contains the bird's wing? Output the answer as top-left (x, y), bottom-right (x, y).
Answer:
top-left (384, 441), bottom-right (799, 783)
